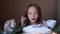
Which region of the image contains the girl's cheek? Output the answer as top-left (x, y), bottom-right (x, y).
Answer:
top-left (28, 14), bottom-right (32, 18)
top-left (35, 14), bottom-right (38, 18)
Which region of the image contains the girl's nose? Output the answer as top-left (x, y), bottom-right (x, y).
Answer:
top-left (32, 14), bottom-right (35, 17)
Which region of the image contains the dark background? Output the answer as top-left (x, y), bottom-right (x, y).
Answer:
top-left (0, 0), bottom-right (60, 30)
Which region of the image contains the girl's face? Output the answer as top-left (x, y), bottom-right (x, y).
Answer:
top-left (28, 6), bottom-right (38, 23)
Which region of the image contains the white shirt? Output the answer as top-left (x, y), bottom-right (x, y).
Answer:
top-left (23, 24), bottom-right (51, 34)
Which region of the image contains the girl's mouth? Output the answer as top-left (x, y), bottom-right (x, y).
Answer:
top-left (32, 18), bottom-right (35, 20)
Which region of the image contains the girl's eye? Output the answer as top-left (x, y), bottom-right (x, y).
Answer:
top-left (35, 13), bottom-right (38, 14)
top-left (29, 13), bottom-right (32, 14)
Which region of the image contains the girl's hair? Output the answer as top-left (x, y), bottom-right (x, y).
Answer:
top-left (24, 4), bottom-right (42, 26)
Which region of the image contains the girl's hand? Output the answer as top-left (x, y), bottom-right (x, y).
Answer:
top-left (21, 16), bottom-right (27, 27)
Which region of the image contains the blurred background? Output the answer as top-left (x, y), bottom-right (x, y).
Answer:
top-left (0, 0), bottom-right (60, 30)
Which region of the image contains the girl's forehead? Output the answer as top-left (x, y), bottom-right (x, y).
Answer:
top-left (28, 6), bottom-right (38, 13)
top-left (28, 6), bottom-right (36, 9)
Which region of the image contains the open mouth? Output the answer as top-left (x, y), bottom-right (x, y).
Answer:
top-left (32, 18), bottom-right (35, 20)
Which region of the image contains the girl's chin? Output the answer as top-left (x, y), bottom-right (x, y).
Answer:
top-left (31, 21), bottom-right (35, 23)
top-left (30, 20), bottom-right (36, 23)
top-left (31, 21), bottom-right (36, 23)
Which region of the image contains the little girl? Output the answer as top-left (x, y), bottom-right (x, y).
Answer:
top-left (21, 4), bottom-right (52, 34)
